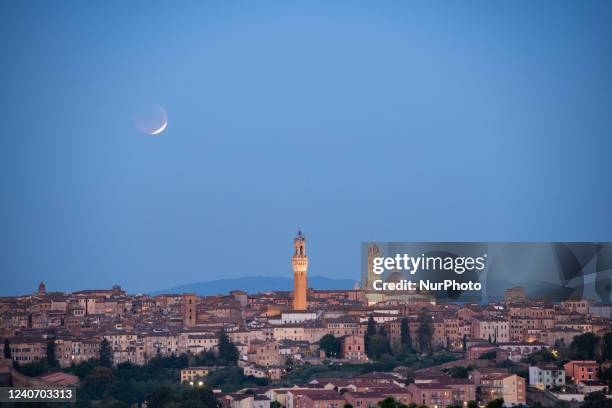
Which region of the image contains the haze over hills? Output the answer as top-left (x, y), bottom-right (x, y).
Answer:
top-left (151, 275), bottom-right (358, 296)
top-left (152, 275), bottom-right (591, 301)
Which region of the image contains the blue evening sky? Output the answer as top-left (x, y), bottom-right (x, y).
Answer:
top-left (1, 1), bottom-right (611, 295)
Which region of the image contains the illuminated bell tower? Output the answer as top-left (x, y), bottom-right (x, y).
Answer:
top-left (292, 230), bottom-right (309, 310)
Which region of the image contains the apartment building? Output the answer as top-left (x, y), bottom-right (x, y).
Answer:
top-left (3, 338), bottom-right (46, 363)
top-left (529, 364), bottom-right (565, 390)
top-left (288, 390), bottom-right (346, 408)
top-left (564, 360), bottom-right (599, 381)
top-left (472, 317), bottom-right (510, 343)
top-left (408, 383), bottom-right (453, 407)
top-left (181, 367), bottom-right (210, 383)
top-left (479, 373), bottom-right (526, 406)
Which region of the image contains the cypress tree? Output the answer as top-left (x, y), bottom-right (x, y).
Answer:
top-left (3, 339), bottom-right (11, 359)
top-left (400, 318), bottom-right (411, 349)
top-left (100, 338), bottom-right (112, 367)
top-left (46, 336), bottom-right (58, 367)
top-left (217, 328), bottom-right (239, 365)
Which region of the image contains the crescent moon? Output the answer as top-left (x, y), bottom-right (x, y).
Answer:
top-left (151, 120), bottom-right (167, 135)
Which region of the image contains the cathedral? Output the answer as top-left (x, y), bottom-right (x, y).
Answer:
top-left (292, 230), bottom-right (308, 310)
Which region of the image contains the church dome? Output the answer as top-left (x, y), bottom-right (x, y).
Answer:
top-left (385, 271), bottom-right (404, 283)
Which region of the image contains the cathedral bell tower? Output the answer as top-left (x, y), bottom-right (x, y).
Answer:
top-left (292, 230), bottom-right (309, 310)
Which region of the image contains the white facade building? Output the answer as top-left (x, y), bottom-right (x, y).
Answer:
top-left (529, 365), bottom-right (565, 390)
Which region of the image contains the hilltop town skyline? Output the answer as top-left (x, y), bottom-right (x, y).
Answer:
top-left (2, 250), bottom-right (611, 406)
top-left (9, 239), bottom-right (610, 307)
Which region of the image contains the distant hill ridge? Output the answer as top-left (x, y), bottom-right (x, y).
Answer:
top-left (151, 275), bottom-right (358, 296)
top-left (152, 276), bottom-right (571, 300)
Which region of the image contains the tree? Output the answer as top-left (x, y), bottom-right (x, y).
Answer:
top-left (417, 314), bottom-right (433, 353)
top-left (378, 397), bottom-right (402, 408)
top-left (466, 401), bottom-right (478, 408)
top-left (320, 334), bottom-right (341, 358)
top-left (367, 335), bottom-right (392, 359)
top-left (367, 316), bottom-right (377, 335)
top-left (570, 333), bottom-right (599, 360)
top-left (378, 397), bottom-right (395, 408)
top-left (46, 336), bottom-right (58, 366)
top-left (3, 339), bottom-right (10, 359)
top-left (525, 348), bottom-right (555, 365)
top-left (485, 398), bottom-right (504, 408)
top-left (599, 367), bottom-right (612, 389)
top-left (73, 399), bottom-right (94, 408)
top-left (147, 385), bottom-right (175, 408)
top-left (196, 350), bottom-right (218, 366)
top-left (462, 335), bottom-right (468, 352)
top-left (400, 318), bottom-right (411, 350)
top-left (81, 367), bottom-right (115, 400)
top-left (285, 356), bottom-right (295, 371)
top-left (13, 360), bottom-right (50, 377)
top-left (365, 315), bottom-right (377, 357)
top-left (377, 396), bottom-right (411, 408)
top-left (581, 391), bottom-right (612, 408)
top-left (217, 328), bottom-right (239, 365)
top-left (103, 397), bottom-right (129, 408)
top-left (68, 358), bottom-right (98, 379)
top-left (180, 386), bottom-right (219, 408)
top-left (448, 366), bottom-right (470, 379)
top-left (602, 332), bottom-right (612, 361)
top-left (100, 338), bottom-right (112, 367)
top-left (479, 351), bottom-right (497, 360)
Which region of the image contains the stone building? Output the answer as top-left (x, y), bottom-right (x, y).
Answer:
top-left (340, 335), bottom-right (367, 361)
top-left (248, 340), bottom-right (283, 367)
